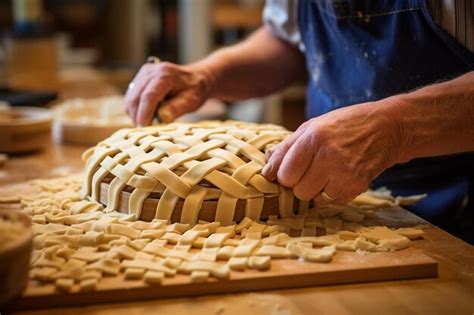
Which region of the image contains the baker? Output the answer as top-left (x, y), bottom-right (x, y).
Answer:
top-left (125, 0), bottom-right (474, 243)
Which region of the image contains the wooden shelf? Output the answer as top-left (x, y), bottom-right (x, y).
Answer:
top-left (212, 4), bottom-right (263, 29)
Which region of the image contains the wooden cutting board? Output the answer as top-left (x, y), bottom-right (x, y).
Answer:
top-left (0, 181), bottom-right (438, 311)
top-left (10, 247), bottom-right (437, 310)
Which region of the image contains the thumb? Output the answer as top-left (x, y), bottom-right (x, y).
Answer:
top-left (158, 91), bottom-right (203, 123)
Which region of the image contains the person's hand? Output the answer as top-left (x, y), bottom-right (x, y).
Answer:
top-left (125, 62), bottom-right (214, 126)
top-left (261, 101), bottom-right (403, 204)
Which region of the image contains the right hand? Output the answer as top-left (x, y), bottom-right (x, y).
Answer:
top-left (125, 62), bottom-right (214, 126)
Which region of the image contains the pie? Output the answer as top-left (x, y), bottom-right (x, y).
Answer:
top-left (82, 121), bottom-right (306, 226)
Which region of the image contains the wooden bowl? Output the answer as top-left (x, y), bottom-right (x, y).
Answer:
top-left (53, 96), bottom-right (133, 145)
top-left (0, 210), bottom-right (33, 306)
top-left (0, 106), bottom-right (52, 153)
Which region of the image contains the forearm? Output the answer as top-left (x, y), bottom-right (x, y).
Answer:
top-left (186, 27), bottom-right (306, 101)
top-left (380, 71), bottom-right (474, 164)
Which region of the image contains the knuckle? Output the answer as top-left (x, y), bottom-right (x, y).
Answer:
top-left (277, 170), bottom-right (296, 188)
top-left (163, 103), bottom-right (179, 116)
top-left (158, 62), bottom-right (175, 73)
top-left (339, 191), bottom-right (358, 204)
top-left (141, 63), bottom-right (154, 75)
top-left (273, 141), bottom-right (290, 158)
top-left (140, 91), bottom-right (157, 104)
top-left (184, 93), bottom-right (201, 107)
top-left (313, 125), bottom-right (329, 145)
top-left (273, 144), bottom-right (285, 155)
top-left (337, 185), bottom-right (364, 204)
top-left (126, 95), bottom-right (140, 108)
top-left (298, 119), bottom-right (313, 132)
top-left (269, 145), bottom-right (285, 162)
top-left (293, 185), bottom-right (314, 201)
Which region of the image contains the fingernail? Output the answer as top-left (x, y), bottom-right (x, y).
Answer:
top-left (265, 148), bottom-right (274, 161)
top-left (159, 107), bottom-right (174, 123)
top-left (261, 163), bottom-right (273, 177)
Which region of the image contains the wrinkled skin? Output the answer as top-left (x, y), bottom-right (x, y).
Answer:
top-left (125, 62), bottom-right (211, 126)
top-left (261, 101), bottom-right (402, 205)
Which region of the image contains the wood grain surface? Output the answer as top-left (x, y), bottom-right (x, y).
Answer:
top-left (13, 247), bottom-right (437, 310)
top-left (1, 141), bottom-right (473, 315)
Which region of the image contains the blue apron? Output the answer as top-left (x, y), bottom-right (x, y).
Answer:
top-left (297, 0), bottom-right (474, 242)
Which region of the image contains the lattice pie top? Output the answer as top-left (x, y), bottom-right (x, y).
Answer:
top-left (82, 121), bottom-right (308, 226)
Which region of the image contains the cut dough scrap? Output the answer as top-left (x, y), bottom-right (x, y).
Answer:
top-left (351, 193), bottom-right (395, 208)
top-left (127, 239), bottom-right (150, 251)
top-left (161, 232), bottom-right (181, 244)
top-left (395, 227), bottom-right (424, 239)
top-left (233, 239), bottom-right (260, 257)
top-left (135, 252), bottom-right (155, 261)
top-left (121, 259), bottom-right (176, 276)
top-left (361, 227), bottom-right (411, 251)
top-left (56, 278), bottom-right (75, 292)
top-left (56, 245), bottom-right (75, 259)
top-left (267, 216), bottom-right (305, 230)
top-left (86, 258), bottom-right (121, 275)
top-left (142, 239), bottom-right (168, 256)
top-left (376, 237), bottom-right (411, 251)
top-left (30, 267), bottom-right (58, 282)
top-left (223, 238), bottom-right (240, 247)
top-left (69, 200), bottom-right (103, 214)
top-left (179, 261), bottom-right (230, 279)
top-left (204, 233), bottom-right (231, 248)
top-left (166, 223), bottom-right (190, 235)
top-left (140, 229), bottom-right (165, 239)
top-left (338, 230), bottom-right (359, 240)
top-left (335, 236), bottom-right (378, 252)
top-left (244, 232), bottom-right (262, 240)
top-left (395, 194), bottom-right (427, 206)
top-left (235, 217), bottom-right (253, 233)
top-left (255, 245), bottom-right (293, 259)
top-left (80, 278), bottom-right (98, 292)
top-left (105, 224), bottom-right (140, 239)
top-left (71, 248), bottom-right (107, 262)
top-left (288, 244), bottom-right (336, 263)
top-left (196, 247), bottom-right (219, 262)
top-left (80, 270), bottom-right (102, 280)
top-left (144, 270), bottom-right (164, 285)
top-left (228, 257), bottom-right (247, 271)
top-left (110, 245), bottom-right (137, 260)
top-left (128, 220), bottom-right (165, 231)
top-left (54, 258), bottom-right (86, 276)
top-left (162, 257), bottom-right (182, 269)
top-left (179, 229), bottom-right (209, 246)
top-left (92, 216), bottom-right (118, 232)
top-left (190, 270), bottom-right (209, 283)
top-left (248, 256), bottom-right (271, 270)
top-left (217, 246), bottom-right (235, 260)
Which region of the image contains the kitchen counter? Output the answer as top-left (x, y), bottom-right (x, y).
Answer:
top-left (1, 143), bottom-right (473, 315)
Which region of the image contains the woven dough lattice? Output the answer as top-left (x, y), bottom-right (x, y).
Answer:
top-left (82, 121), bottom-right (309, 226)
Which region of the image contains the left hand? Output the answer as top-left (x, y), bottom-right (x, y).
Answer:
top-left (261, 100), bottom-right (403, 204)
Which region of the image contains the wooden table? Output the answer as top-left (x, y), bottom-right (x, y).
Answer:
top-left (2, 143), bottom-right (474, 315)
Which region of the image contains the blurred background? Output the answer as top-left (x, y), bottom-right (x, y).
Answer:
top-left (0, 0), bottom-right (306, 130)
